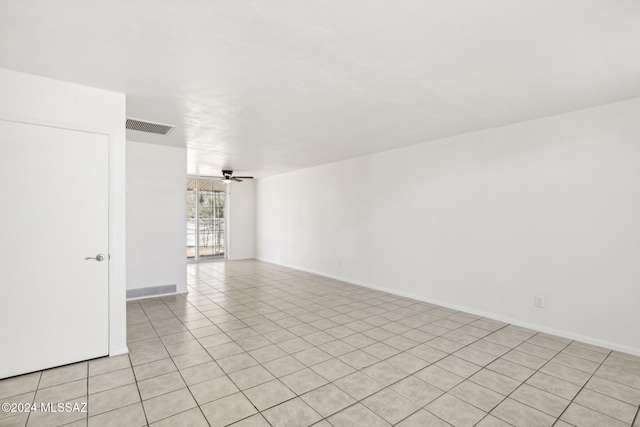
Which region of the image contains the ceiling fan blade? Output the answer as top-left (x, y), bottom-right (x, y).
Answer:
top-left (233, 176), bottom-right (254, 179)
top-left (231, 177), bottom-right (243, 182)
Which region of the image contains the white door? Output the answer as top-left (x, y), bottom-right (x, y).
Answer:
top-left (0, 120), bottom-right (109, 379)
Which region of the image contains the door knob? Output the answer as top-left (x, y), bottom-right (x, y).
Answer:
top-left (85, 254), bottom-right (105, 262)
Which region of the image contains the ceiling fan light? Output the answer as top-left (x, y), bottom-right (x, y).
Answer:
top-left (222, 178), bottom-right (232, 183)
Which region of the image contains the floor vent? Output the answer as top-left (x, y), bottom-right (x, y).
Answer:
top-left (126, 284), bottom-right (177, 299)
top-left (126, 118), bottom-right (175, 135)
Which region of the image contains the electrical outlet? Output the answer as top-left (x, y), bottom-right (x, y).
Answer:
top-left (535, 295), bottom-right (545, 308)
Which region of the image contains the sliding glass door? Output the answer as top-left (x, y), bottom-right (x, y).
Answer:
top-left (187, 177), bottom-right (227, 261)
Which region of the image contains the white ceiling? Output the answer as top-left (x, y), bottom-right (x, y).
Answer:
top-left (1, 1), bottom-right (639, 177)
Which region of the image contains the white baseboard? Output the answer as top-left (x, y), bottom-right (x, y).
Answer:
top-left (109, 346), bottom-right (129, 356)
top-left (256, 257), bottom-right (640, 357)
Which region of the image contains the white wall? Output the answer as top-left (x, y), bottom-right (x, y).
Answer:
top-left (256, 97), bottom-right (640, 355)
top-left (228, 180), bottom-right (255, 260)
top-left (0, 68), bottom-right (127, 356)
top-left (127, 141), bottom-right (187, 293)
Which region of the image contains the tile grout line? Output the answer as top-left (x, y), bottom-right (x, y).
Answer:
top-left (128, 308), bottom-right (155, 427)
top-left (631, 405), bottom-right (639, 427)
top-left (85, 362), bottom-right (89, 425)
top-left (24, 371), bottom-right (41, 427)
top-left (489, 338), bottom-right (572, 426)
top-left (549, 348), bottom-right (612, 427)
top-left (470, 336), bottom-right (571, 427)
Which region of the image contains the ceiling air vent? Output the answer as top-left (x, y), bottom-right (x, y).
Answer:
top-left (126, 118), bottom-right (175, 135)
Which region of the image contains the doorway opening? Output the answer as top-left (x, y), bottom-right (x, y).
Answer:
top-left (187, 177), bottom-right (227, 261)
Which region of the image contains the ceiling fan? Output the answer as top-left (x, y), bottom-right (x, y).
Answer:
top-left (219, 170), bottom-right (254, 183)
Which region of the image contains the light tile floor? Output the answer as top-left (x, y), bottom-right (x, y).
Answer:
top-left (1, 260), bottom-right (639, 427)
